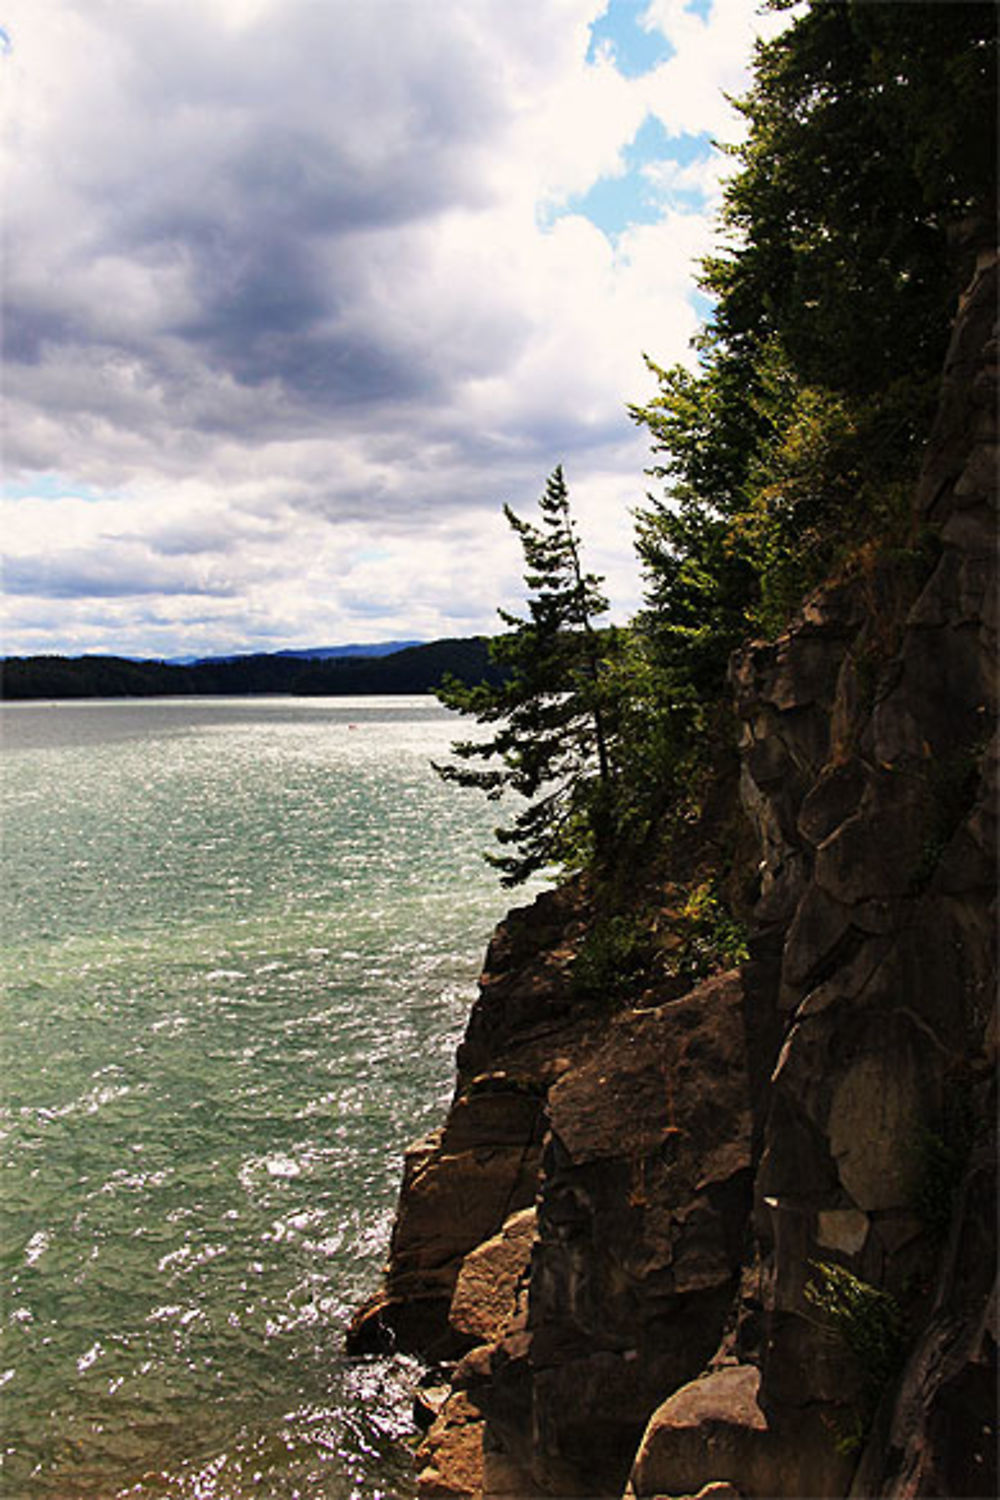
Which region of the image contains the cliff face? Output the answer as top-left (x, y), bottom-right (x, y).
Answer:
top-left (694, 246), bottom-right (997, 1500)
top-left (350, 252), bottom-right (997, 1499)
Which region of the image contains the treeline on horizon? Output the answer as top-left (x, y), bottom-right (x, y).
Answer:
top-left (0, 638), bottom-right (505, 701)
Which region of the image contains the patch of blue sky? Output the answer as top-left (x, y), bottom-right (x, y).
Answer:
top-left (586, 0), bottom-right (674, 77)
top-left (551, 170), bottom-right (661, 240)
top-left (2, 474), bottom-right (110, 502)
top-left (690, 288), bottom-right (716, 326)
top-left (654, 128), bottom-right (713, 169)
top-left (542, 117), bottom-right (715, 241)
top-left (587, 0), bottom-right (716, 76)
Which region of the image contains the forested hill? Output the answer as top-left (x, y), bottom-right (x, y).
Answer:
top-left (0, 637), bottom-right (503, 700)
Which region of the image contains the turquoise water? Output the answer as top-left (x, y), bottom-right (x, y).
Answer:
top-left (0, 697), bottom-right (515, 1499)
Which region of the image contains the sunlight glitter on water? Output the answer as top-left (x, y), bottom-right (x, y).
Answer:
top-left (0, 697), bottom-right (527, 1498)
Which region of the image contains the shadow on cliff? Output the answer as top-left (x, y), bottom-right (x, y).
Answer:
top-left (348, 251), bottom-right (997, 1500)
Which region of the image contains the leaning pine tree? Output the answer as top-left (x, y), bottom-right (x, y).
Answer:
top-left (435, 467), bottom-right (617, 887)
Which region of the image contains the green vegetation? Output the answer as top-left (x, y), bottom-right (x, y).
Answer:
top-left (439, 3), bottom-right (994, 896)
top-left (805, 1261), bottom-right (905, 1453)
top-left (571, 910), bottom-right (655, 1002)
top-left (631, 0), bottom-right (995, 690)
top-left (434, 467), bottom-right (626, 887)
top-left (0, 638), bottom-right (505, 701)
top-left (672, 880), bottom-right (749, 983)
top-left (433, 467), bottom-right (706, 887)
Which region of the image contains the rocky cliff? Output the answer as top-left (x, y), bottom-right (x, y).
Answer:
top-left (350, 250), bottom-right (996, 1498)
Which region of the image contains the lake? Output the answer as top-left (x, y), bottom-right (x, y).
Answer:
top-left (0, 696), bottom-right (518, 1498)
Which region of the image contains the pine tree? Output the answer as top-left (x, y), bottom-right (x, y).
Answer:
top-left (435, 467), bottom-right (616, 886)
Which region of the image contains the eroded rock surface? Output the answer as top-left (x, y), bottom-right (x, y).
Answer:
top-left (629, 248), bottom-right (997, 1500)
top-left (348, 884), bottom-right (598, 1360)
top-left (351, 253), bottom-right (997, 1500)
top-left (477, 969), bottom-right (754, 1496)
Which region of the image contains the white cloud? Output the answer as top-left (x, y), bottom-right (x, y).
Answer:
top-left (1, 0), bottom-right (788, 658)
top-left (642, 0), bottom-right (788, 138)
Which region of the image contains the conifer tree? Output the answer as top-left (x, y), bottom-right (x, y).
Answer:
top-left (631, 0), bottom-right (996, 678)
top-left (435, 467), bottom-right (616, 886)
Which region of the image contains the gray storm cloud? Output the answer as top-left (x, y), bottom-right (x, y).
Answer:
top-left (2, 0), bottom-right (778, 655)
top-left (6, 2), bottom-right (512, 453)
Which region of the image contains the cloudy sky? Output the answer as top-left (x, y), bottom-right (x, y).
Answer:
top-left (2, 0), bottom-right (789, 660)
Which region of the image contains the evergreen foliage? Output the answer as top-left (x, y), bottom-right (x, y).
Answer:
top-left (435, 468), bottom-right (621, 886)
top-left (443, 2), bottom-right (995, 894)
top-left (631, 0), bottom-right (995, 691)
top-left (426, 22), bottom-right (988, 1470)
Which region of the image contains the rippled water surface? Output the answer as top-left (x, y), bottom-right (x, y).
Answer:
top-left (0, 697), bottom-right (516, 1498)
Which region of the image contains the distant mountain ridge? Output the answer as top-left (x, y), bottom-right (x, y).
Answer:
top-left (166, 640), bottom-right (422, 666)
top-left (0, 638), bottom-right (503, 700)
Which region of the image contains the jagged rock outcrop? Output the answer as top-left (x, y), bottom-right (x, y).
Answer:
top-left (347, 884), bottom-right (598, 1360)
top-left (476, 968), bottom-right (754, 1496)
top-left (628, 247), bottom-right (997, 1500)
top-left (353, 868), bottom-right (757, 1495)
top-left (351, 252), bottom-right (996, 1499)
top-left (404, 962), bottom-right (755, 1500)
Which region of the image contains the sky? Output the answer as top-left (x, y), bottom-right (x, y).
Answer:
top-left (1, 0), bottom-right (791, 660)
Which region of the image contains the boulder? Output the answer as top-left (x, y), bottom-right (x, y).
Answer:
top-left (416, 1392), bottom-right (486, 1499)
top-left (347, 1082), bottom-right (546, 1357)
top-left (449, 1208), bottom-right (537, 1347)
top-left (629, 1364), bottom-right (852, 1500)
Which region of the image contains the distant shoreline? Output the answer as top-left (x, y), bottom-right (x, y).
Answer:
top-left (0, 638), bottom-right (503, 701)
